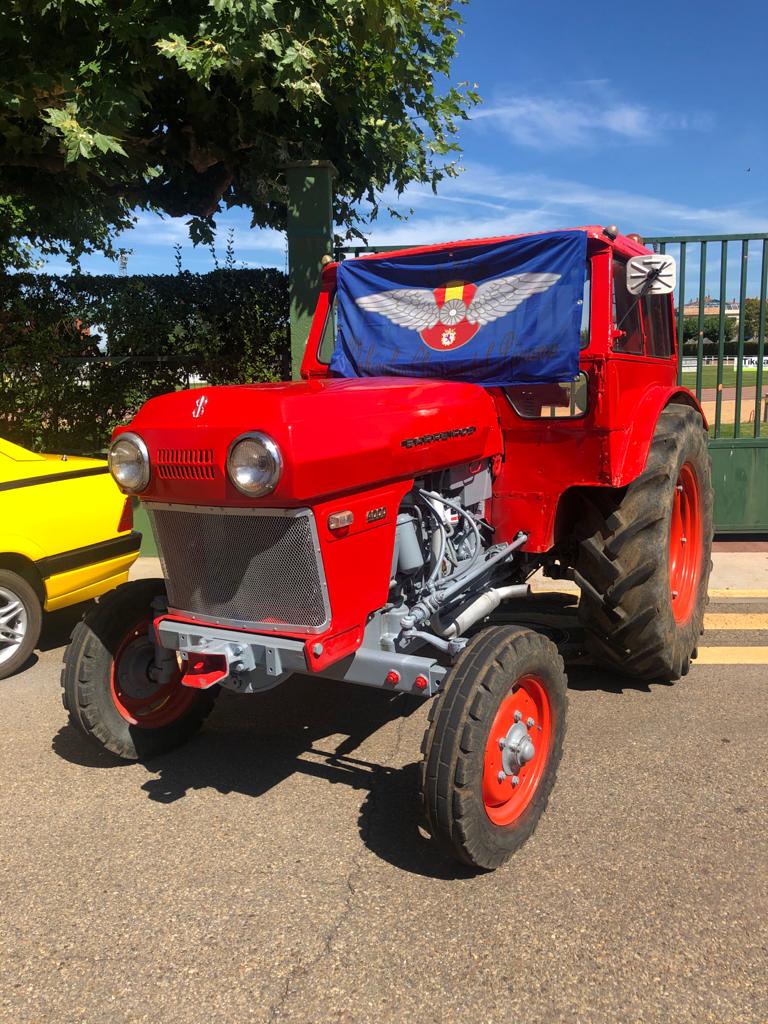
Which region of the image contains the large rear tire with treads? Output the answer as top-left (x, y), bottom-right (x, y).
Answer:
top-left (575, 404), bottom-right (713, 680)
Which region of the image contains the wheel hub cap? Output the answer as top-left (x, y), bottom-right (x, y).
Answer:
top-left (482, 675), bottom-right (553, 827)
top-left (110, 621), bottom-right (195, 729)
top-left (499, 721), bottom-right (536, 775)
top-left (0, 587), bottom-right (28, 667)
top-left (115, 637), bottom-right (162, 700)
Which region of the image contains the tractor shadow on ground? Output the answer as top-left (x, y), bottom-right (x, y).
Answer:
top-left (52, 656), bottom-right (666, 878)
top-left (565, 663), bottom-right (674, 694)
top-left (52, 674), bottom-right (473, 879)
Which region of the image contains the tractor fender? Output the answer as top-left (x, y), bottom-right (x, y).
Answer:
top-left (611, 385), bottom-right (708, 486)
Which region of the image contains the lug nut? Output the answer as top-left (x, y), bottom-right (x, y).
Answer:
top-left (514, 710), bottom-right (522, 722)
top-left (527, 717), bottom-right (535, 728)
top-left (498, 737), bottom-right (507, 749)
top-left (511, 776), bottom-right (520, 787)
top-left (497, 771), bottom-right (506, 784)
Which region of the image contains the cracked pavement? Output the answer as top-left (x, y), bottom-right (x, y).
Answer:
top-left (1, 602), bottom-right (767, 1024)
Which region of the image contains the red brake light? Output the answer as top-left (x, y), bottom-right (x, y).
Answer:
top-left (117, 497), bottom-right (134, 533)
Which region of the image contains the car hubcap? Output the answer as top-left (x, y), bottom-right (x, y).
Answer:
top-left (0, 587), bottom-right (27, 667)
top-left (110, 621), bottom-right (196, 728)
top-left (482, 675), bottom-right (553, 826)
top-left (669, 462), bottom-right (703, 625)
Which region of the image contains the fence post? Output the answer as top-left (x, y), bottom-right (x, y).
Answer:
top-left (285, 161), bottom-right (336, 378)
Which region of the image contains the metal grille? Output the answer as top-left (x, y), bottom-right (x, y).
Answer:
top-left (146, 503), bottom-right (329, 631)
top-left (156, 448), bottom-right (216, 481)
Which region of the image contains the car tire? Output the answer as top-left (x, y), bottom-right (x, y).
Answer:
top-left (0, 568), bottom-right (43, 680)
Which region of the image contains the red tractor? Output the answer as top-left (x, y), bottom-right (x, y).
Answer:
top-left (62, 226), bottom-right (712, 871)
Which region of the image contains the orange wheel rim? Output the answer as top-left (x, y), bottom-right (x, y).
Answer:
top-left (669, 462), bottom-right (702, 625)
top-left (110, 620), bottom-right (196, 728)
top-left (482, 675), bottom-right (553, 827)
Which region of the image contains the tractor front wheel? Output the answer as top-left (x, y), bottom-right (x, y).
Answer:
top-left (420, 626), bottom-right (567, 871)
top-left (61, 579), bottom-right (218, 760)
top-left (576, 404), bottom-right (713, 680)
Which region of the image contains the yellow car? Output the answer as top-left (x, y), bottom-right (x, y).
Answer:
top-left (0, 438), bottom-right (141, 678)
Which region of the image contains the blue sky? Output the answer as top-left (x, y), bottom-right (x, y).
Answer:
top-left (51, 0), bottom-right (767, 286)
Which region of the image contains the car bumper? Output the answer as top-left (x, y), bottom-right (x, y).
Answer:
top-left (40, 532), bottom-right (142, 612)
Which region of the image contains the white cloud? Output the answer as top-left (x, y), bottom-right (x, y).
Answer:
top-left (123, 211), bottom-right (286, 255)
top-left (470, 93), bottom-right (711, 149)
top-left (357, 163), bottom-right (768, 249)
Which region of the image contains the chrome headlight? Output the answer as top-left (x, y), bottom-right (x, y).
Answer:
top-left (227, 432), bottom-right (282, 497)
top-left (108, 432), bottom-right (150, 494)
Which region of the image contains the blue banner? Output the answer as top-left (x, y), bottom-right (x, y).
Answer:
top-left (329, 230), bottom-right (587, 385)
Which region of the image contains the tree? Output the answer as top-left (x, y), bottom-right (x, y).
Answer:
top-left (743, 298), bottom-right (765, 341)
top-left (0, 1), bottom-right (478, 269)
top-left (681, 315), bottom-right (736, 345)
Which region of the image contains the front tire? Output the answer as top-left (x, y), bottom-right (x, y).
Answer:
top-left (420, 626), bottom-right (567, 871)
top-left (0, 569), bottom-right (42, 680)
top-left (61, 579), bottom-right (218, 759)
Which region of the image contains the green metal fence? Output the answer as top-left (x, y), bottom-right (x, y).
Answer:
top-left (646, 233), bottom-right (768, 532)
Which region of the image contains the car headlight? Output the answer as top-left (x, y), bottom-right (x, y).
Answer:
top-left (227, 432), bottom-right (282, 497)
top-left (108, 433), bottom-right (150, 494)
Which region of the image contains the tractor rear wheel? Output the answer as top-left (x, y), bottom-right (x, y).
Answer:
top-left (420, 626), bottom-right (567, 871)
top-left (575, 404), bottom-right (713, 680)
top-left (61, 579), bottom-right (218, 760)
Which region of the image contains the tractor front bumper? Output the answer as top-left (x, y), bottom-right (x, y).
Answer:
top-left (154, 617), bottom-right (446, 697)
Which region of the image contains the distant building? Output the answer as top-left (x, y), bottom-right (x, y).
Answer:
top-left (682, 296), bottom-right (740, 320)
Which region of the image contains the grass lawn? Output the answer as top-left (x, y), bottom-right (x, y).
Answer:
top-left (680, 365), bottom-right (762, 389)
top-left (709, 421), bottom-right (768, 439)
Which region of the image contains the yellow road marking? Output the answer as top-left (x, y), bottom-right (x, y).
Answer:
top-left (704, 613), bottom-right (768, 630)
top-left (695, 647), bottom-right (768, 665)
top-left (708, 589), bottom-right (768, 598)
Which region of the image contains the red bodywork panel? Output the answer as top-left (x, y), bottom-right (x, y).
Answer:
top-left (121, 377), bottom-right (501, 670)
top-left (119, 224), bottom-right (706, 671)
top-left (121, 377), bottom-right (500, 506)
top-left (300, 227), bottom-right (705, 552)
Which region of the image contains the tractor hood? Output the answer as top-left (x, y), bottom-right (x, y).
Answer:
top-left (118, 377), bottom-right (502, 505)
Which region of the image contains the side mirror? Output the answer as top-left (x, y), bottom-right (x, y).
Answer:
top-left (626, 254), bottom-right (676, 296)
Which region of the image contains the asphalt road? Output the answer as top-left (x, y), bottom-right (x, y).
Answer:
top-left (1, 603), bottom-right (767, 1024)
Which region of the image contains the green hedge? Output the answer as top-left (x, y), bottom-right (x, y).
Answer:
top-left (0, 269), bottom-right (289, 454)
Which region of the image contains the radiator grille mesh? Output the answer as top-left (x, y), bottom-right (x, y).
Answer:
top-left (147, 505), bottom-right (328, 630)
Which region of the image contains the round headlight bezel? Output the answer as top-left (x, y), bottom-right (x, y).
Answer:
top-left (226, 431), bottom-right (283, 497)
top-left (108, 432), bottom-right (151, 494)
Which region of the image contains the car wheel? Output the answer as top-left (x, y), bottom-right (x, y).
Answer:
top-left (0, 569), bottom-right (43, 680)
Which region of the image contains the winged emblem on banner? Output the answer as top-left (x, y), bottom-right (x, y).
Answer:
top-left (355, 272), bottom-right (561, 351)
